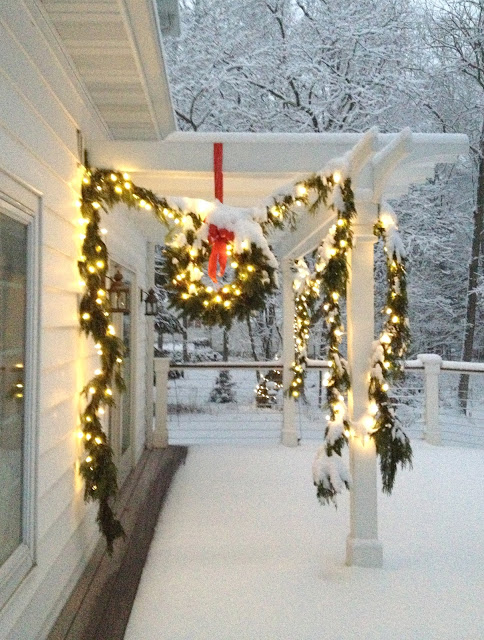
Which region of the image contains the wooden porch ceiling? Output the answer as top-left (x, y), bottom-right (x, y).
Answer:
top-left (41, 0), bottom-right (176, 140)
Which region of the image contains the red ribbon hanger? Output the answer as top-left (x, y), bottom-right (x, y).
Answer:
top-left (208, 143), bottom-right (234, 283)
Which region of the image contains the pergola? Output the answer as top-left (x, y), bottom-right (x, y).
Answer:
top-left (90, 128), bottom-right (467, 567)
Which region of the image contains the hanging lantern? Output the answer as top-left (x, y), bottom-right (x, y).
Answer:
top-left (108, 269), bottom-right (130, 314)
top-left (140, 288), bottom-right (159, 316)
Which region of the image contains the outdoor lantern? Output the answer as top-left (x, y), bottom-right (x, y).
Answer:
top-left (108, 269), bottom-right (130, 314)
top-left (140, 288), bottom-right (159, 316)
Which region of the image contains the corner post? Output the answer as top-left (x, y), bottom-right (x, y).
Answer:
top-left (282, 258), bottom-right (298, 446)
top-left (346, 202), bottom-right (383, 568)
top-left (418, 353), bottom-right (442, 445)
top-left (153, 357), bottom-right (170, 448)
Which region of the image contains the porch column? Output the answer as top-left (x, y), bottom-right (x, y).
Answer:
top-left (346, 202), bottom-right (383, 567)
top-left (282, 258), bottom-right (298, 446)
top-left (153, 357), bottom-right (169, 448)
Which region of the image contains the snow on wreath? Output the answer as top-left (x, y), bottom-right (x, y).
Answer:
top-left (160, 198), bottom-right (279, 328)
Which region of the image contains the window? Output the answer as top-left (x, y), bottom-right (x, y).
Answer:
top-left (0, 178), bottom-right (39, 610)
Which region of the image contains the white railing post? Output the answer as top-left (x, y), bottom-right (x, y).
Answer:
top-left (153, 357), bottom-right (170, 448)
top-left (418, 353), bottom-right (442, 445)
top-left (281, 258), bottom-right (298, 446)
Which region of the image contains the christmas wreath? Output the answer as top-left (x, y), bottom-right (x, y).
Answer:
top-left (161, 200), bottom-right (279, 328)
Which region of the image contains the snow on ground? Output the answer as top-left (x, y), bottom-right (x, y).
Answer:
top-left (125, 441), bottom-right (484, 640)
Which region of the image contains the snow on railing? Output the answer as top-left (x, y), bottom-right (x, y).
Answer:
top-left (151, 356), bottom-right (484, 448)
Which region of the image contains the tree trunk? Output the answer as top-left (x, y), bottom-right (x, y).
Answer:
top-left (182, 315), bottom-right (189, 362)
top-left (223, 328), bottom-right (229, 362)
top-left (458, 125), bottom-right (484, 411)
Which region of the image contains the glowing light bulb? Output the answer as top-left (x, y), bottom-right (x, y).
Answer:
top-left (82, 313), bottom-right (90, 320)
top-left (369, 402), bottom-right (378, 415)
top-left (333, 171), bottom-right (341, 184)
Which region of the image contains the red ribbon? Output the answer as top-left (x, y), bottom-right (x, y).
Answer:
top-left (214, 142), bottom-right (223, 203)
top-left (208, 224), bottom-right (234, 283)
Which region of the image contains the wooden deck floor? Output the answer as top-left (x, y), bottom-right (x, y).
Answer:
top-left (47, 446), bottom-right (187, 640)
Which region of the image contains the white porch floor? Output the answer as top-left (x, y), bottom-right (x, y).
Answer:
top-left (125, 441), bottom-right (484, 640)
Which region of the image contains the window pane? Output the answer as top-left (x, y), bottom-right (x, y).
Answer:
top-left (0, 212), bottom-right (27, 567)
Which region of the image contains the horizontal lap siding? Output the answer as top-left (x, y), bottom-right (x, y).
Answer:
top-left (0, 3), bottom-right (150, 638)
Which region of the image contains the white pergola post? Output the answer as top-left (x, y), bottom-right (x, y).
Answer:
top-left (346, 202), bottom-right (383, 568)
top-left (282, 258), bottom-right (298, 446)
top-left (153, 357), bottom-right (170, 448)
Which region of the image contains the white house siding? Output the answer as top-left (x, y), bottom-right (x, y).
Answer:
top-left (0, 2), bottom-right (151, 638)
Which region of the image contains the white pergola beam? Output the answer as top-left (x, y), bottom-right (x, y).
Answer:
top-left (371, 128), bottom-right (412, 202)
top-left (90, 132), bottom-right (467, 194)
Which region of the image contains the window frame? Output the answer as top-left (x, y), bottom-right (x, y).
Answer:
top-left (0, 170), bottom-right (41, 611)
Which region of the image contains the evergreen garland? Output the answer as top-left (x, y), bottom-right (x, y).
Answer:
top-left (370, 211), bottom-right (412, 493)
top-left (78, 166), bottom-right (412, 550)
top-left (78, 168), bottom-right (179, 551)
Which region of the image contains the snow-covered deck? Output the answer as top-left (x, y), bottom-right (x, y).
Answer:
top-left (125, 441), bottom-right (484, 640)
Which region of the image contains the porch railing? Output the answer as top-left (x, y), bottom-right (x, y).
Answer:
top-left (152, 355), bottom-right (484, 448)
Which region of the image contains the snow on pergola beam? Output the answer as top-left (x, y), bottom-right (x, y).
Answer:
top-left (90, 130), bottom-right (468, 208)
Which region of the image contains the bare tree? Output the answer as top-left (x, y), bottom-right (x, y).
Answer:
top-left (425, 0), bottom-right (484, 409)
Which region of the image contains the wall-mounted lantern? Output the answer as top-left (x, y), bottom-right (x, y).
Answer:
top-left (140, 288), bottom-right (159, 316)
top-left (108, 269), bottom-right (130, 314)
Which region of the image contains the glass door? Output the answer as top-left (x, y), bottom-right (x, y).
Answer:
top-left (0, 212), bottom-right (27, 567)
